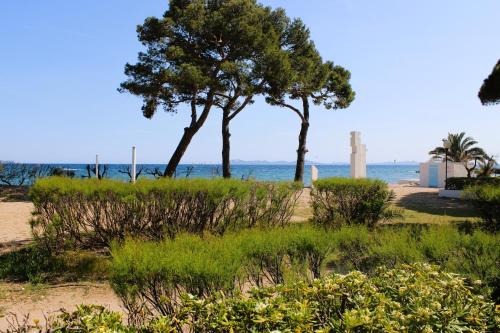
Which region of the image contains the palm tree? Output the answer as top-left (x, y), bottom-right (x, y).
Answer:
top-left (476, 155), bottom-right (497, 178)
top-left (429, 132), bottom-right (486, 178)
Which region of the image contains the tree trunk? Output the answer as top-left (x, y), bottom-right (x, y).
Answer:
top-left (294, 97), bottom-right (310, 182)
top-left (163, 93), bottom-right (214, 177)
top-left (222, 110), bottom-right (231, 178)
top-left (163, 127), bottom-right (197, 177)
top-left (465, 158), bottom-right (478, 178)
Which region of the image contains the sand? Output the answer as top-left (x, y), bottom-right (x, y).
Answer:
top-left (0, 202), bottom-right (33, 254)
top-left (0, 282), bottom-right (121, 330)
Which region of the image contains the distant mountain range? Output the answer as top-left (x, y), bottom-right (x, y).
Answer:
top-left (230, 159), bottom-right (419, 166)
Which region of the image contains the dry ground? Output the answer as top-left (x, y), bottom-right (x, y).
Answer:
top-left (0, 184), bottom-right (479, 329)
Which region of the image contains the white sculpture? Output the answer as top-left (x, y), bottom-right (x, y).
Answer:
top-left (350, 131), bottom-right (366, 178)
top-left (311, 165), bottom-right (318, 185)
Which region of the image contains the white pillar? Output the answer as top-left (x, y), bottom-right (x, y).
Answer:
top-left (131, 146), bottom-right (137, 184)
top-left (311, 165), bottom-right (318, 186)
top-left (95, 154), bottom-right (99, 179)
top-left (350, 131), bottom-right (367, 179)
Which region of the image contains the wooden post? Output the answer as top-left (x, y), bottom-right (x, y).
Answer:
top-left (95, 154), bottom-right (99, 179)
top-left (131, 146), bottom-right (136, 184)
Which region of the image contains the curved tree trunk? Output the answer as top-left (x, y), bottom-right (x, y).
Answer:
top-left (222, 110), bottom-right (231, 178)
top-left (163, 93), bottom-right (214, 177)
top-left (164, 127), bottom-right (197, 177)
top-left (294, 97), bottom-right (310, 182)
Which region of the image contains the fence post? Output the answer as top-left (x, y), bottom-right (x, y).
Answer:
top-left (132, 146), bottom-right (136, 184)
top-left (95, 154), bottom-right (99, 179)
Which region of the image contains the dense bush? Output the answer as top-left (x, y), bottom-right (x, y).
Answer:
top-left (311, 177), bottom-right (400, 228)
top-left (110, 226), bottom-right (332, 318)
top-left (174, 264), bottom-right (499, 332)
top-left (110, 224), bottom-right (500, 318)
top-left (447, 176), bottom-right (500, 190)
top-left (8, 265), bottom-right (498, 332)
top-left (464, 184), bottom-right (500, 232)
top-left (30, 177), bottom-right (301, 251)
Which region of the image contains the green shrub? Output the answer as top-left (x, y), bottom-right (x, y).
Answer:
top-left (1, 305), bottom-right (132, 333)
top-left (447, 176), bottom-right (500, 190)
top-left (110, 224), bottom-right (500, 318)
top-left (30, 177), bottom-right (301, 251)
top-left (311, 177), bottom-right (400, 228)
top-left (110, 225), bottom-right (329, 320)
top-left (156, 264), bottom-right (500, 332)
top-left (464, 184), bottom-right (500, 232)
top-left (110, 234), bottom-right (244, 318)
top-left (7, 265), bottom-right (497, 332)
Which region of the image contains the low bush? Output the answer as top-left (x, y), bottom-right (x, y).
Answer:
top-left (111, 234), bottom-right (243, 317)
top-left (30, 177), bottom-right (301, 251)
top-left (0, 305), bottom-right (131, 333)
top-left (447, 176), bottom-right (500, 190)
top-left (176, 264), bottom-right (499, 332)
top-left (7, 265), bottom-right (498, 332)
top-left (311, 177), bottom-right (400, 228)
top-left (0, 245), bottom-right (109, 284)
top-left (110, 226), bottom-right (332, 319)
top-left (110, 224), bottom-right (500, 317)
top-left (464, 184), bottom-right (500, 232)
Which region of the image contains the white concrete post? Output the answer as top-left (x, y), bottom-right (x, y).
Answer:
top-left (311, 165), bottom-right (318, 187)
top-left (131, 146), bottom-right (137, 184)
top-left (350, 131), bottom-right (367, 179)
top-left (95, 154), bottom-right (99, 179)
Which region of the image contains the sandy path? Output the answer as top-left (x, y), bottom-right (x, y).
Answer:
top-left (0, 282), bottom-right (122, 330)
top-left (0, 202), bottom-right (33, 253)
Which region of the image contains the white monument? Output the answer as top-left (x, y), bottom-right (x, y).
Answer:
top-left (311, 165), bottom-right (318, 186)
top-left (350, 131), bottom-right (366, 178)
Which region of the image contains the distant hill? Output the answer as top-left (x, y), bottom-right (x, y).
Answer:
top-left (230, 159), bottom-right (419, 166)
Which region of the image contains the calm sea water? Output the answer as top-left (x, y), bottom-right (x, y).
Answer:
top-left (47, 164), bottom-right (419, 186)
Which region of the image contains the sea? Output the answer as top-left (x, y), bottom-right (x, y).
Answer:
top-left (43, 163), bottom-right (420, 186)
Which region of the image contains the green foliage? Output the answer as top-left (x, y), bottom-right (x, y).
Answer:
top-left (30, 177), bottom-right (301, 251)
top-left (311, 177), bottom-right (400, 228)
top-left (264, 18), bottom-right (355, 182)
top-left (479, 59), bottom-right (500, 105)
top-left (0, 245), bottom-right (52, 284)
top-left (446, 176), bottom-right (500, 190)
top-left (110, 224), bottom-right (500, 319)
top-left (9, 264), bottom-right (499, 332)
top-left (120, 0), bottom-right (296, 177)
top-left (464, 184), bottom-right (500, 232)
top-left (109, 225), bottom-right (330, 321)
top-left (429, 132), bottom-right (487, 177)
top-left (0, 245), bottom-right (109, 284)
top-left (476, 154), bottom-right (498, 177)
top-left (1, 305), bottom-right (132, 333)
top-left (176, 264), bottom-right (498, 332)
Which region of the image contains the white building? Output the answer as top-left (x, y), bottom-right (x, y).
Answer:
top-left (419, 160), bottom-right (467, 188)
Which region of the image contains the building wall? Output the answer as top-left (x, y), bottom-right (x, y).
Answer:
top-left (420, 161), bottom-right (468, 188)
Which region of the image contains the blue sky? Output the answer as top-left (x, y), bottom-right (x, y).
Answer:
top-left (1, 0), bottom-right (499, 164)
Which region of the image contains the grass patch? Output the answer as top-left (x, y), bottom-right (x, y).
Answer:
top-left (0, 246), bottom-right (110, 284)
top-left (394, 208), bottom-right (480, 224)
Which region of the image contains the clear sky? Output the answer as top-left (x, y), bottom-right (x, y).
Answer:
top-left (1, 0), bottom-right (499, 164)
